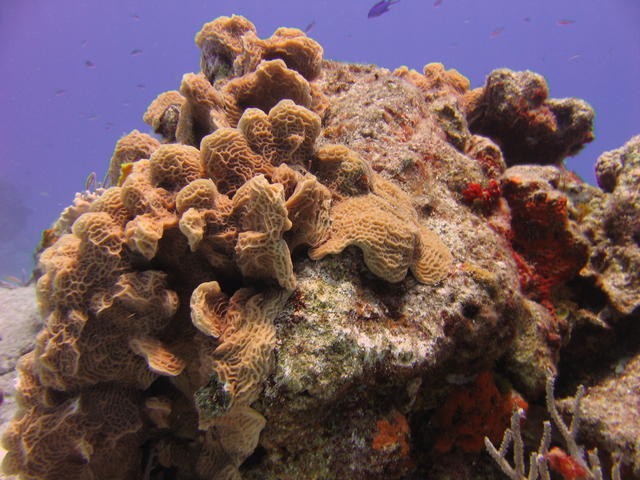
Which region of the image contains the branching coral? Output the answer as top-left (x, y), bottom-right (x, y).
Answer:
top-left (485, 374), bottom-right (623, 480)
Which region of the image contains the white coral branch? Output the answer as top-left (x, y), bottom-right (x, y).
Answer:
top-left (485, 374), bottom-right (623, 480)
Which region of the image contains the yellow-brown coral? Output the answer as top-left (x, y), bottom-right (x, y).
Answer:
top-left (310, 149), bottom-right (452, 284)
top-left (195, 15), bottom-right (323, 81)
top-left (107, 129), bottom-right (160, 185)
top-left (143, 90), bottom-right (185, 141)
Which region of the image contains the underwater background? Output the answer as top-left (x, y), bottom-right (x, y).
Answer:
top-left (0, 0), bottom-right (638, 279)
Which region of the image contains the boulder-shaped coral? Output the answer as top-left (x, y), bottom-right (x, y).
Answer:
top-left (580, 136), bottom-right (640, 316)
top-left (466, 69), bottom-right (595, 166)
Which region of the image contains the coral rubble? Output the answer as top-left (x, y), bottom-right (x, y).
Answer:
top-left (2, 13), bottom-right (639, 480)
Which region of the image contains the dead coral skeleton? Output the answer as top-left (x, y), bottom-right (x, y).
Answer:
top-left (485, 374), bottom-right (622, 480)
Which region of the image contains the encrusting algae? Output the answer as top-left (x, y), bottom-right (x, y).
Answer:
top-left (4, 13), bottom-right (639, 480)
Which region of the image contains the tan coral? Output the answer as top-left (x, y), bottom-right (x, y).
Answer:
top-left (143, 90), bottom-right (185, 141)
top-left (309, 176), bottom-right (452, 284)
top-left (232, 175), bottom-right (295, 290)
top-left (129, 337), bottom-right (186, 376)
top-left (195, 15), bottom-right (261, 80)
top-left (176, 72), bottom-right (230, 146)
top-left (88, 187), bottom-right (130, 227)
top-left (145, 396), bottom-right (172, 429)
top-left (258, 26), bottom-right (323, 80)
top-left (175, 181), bottom-right (236, 269)
top-left (176, 178), bottom-right (220, 214)
top-left (198, 288), bottom-right (289, 407)
top-left (191, 287), bottom-right (290, 478)
top-left (224, 59), bottom-right (312, 125)
top-left (200, 127), bottom-right (274, 196)
top-left (107, 130), bottom-right (160, 185)
top-left (312, 144), bottom-right (375, 197)
top-left (35, 270), bottom-right (178, 392)
top-left (149, 144), bottom-right (204, 190)
top-left (120, 160), bottom-right (178, 259)
top-left (211, 405), bottom-right (266, 465)
top-left (238, 99), bottom-right (321, 168)
top-left (2, 385), bottom-right (144, 480)
top-left (266, 99), bottom-right (321, 167)
top-left (190, 281), bottom-right (229, 337)
top-left (275, 166), bottom-right (332, 249)
top-left (195, 15), bottom-right (323, 82)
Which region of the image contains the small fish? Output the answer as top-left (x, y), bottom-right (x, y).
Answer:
top-left (85, 60), bottom-right (96, 68)
top-left (304, 20), bottom-right (315, 33)
top-left (489, 27), bottom-right (505, 38)
top-left (568, 54), bottom-right (581, 61)
top-left (522, 17), bottom-right (531, 22)
top-left (131, 13), bottom-right (140, 20)
top-left (54, 89), bottom-right (66, 96)
top-left (368, 0), bottom-right (399, 18)
top-left (433, 0), bottom-right (443, 7)
top-left (136, 83), bottom-right (146, 89)
top-left (556, 19), bottom-right (575, 26)
top-left (130, 49), bottom-right (143, 56)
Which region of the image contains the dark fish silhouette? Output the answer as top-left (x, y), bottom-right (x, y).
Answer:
top-left (368, 0), bottom-right (399, 18)
top-left (556, 19), bottom-right (575, 26)
top-left (304, 20), bottom-right (315, 33)
top-left (85, 60), bottom-right (95, 68)
top-left (433, 0), bottom-right (443, 7)
top-left (130, 49), bottom-right (143, 56)
top-left (54, 89), bottom-right (66, 96)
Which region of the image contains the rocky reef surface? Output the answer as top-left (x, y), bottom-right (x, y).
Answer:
top-left (0, 15), bottom-right (638, 480)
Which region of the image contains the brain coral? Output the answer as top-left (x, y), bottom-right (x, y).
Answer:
top-left (3, 15), bottom-right (452, 480)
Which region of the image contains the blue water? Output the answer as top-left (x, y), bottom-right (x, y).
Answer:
top-left (1, 0), bottom-right (639, 279)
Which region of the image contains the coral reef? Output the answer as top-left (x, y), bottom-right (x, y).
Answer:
top-left (2, 13), bottom-right (639, 480)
